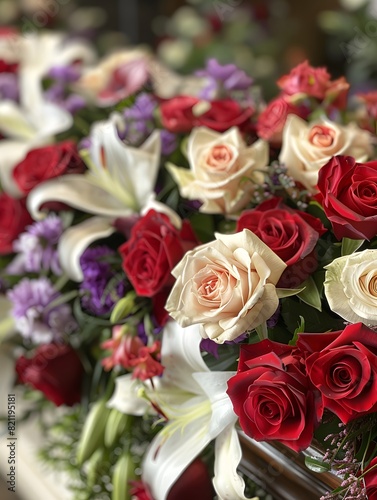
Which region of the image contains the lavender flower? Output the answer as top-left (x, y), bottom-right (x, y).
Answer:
top-left (161, 130), bottom-right (177, 156)
top-left (121, 93), bottom-right (157, 145)
top-left (11, 214), bottom-right (64, 276)
top-left (196, 58), bottom-right (253, 99)
top-left (80, 246), bottom-right (126, 316)
top-left (0, 73), bottom-right (19, 101)
top-left (48, 64), bottom-right (81, 83)
top-left (7, 277), bottom-right (77, 344)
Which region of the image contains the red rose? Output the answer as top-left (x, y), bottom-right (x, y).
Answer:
top-left (119, 210), bottom-right (199, 297)
top-left (160, 95), bottom-right (199, 133)
top-left (227, 340), bottom-right (318, 452)
top-left (316, 155), bottom-right (377, 240)
top-left (196, 99), bottom-right (253, 132)
top-left (297, 323), bottom-right (377, 424)
top-left (131, 458), bottom-right (213, 500)
top-left (15, 343), bottom-right (83, 406)
top-left (277, 60), bottom-right (330, 100)
top-left (13, 140), bottom-right (86, 194)
top-left (363, 457), bottom-right (377, 500)
top-left (237, 197), bottom-right (326, 287)
top-left (0, 194), bottom-right (32, 255)
top-left (256, 95), bottom-right (306, 143)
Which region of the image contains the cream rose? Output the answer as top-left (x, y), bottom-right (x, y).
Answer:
top-left (167, 127), bottom-right (268, 214)
top-left (279, 114), bottom-right (373, 193)
top-left (165, 229), bottom-right (286, 343)
top-left (324, 249), bottom-right (377, 325)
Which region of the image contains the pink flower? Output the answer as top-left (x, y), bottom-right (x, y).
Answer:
top-left (277, 60), bottom-right (330, 100)
top-left (101, 325), bottom-right (164, 380)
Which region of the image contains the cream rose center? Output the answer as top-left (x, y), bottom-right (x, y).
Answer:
top-left (308, 125), bottom-right (336, 148)
top-left (359, 271), bottom-right (377, 299)
top-left (195, 266), bottom-right (237, 306)
top-left (204, 144), bottom-right (235, 172)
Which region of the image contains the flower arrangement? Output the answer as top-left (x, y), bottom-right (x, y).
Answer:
top-left (2, 26), bottom-right (377, 500)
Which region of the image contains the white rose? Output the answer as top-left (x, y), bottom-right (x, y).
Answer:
top-left (165, 229), bottom-right (286, 343)
top-left (279, 114), bottom-right (373, 193)
top-left (167, 127), bottom-right (268, 214)
top-left (324, 249), bottom-right (377, 325)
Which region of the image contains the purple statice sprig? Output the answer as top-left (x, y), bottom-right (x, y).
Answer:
top-left (7, 277), bottom-right (77, 344)
top-left (8, 214), bottom-right (64, 276)
top-left (196, 58), bottom-right (253, 100)
top-left (79, 246), bottom-right (127, 317)
top-left (119, 93), bottom-right (158, 146)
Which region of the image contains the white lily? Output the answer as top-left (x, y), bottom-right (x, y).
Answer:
top-left (0, 31), bottom-right (95, 197)
top-left (27, 115), bottom-right (162, 281)
top-left (108, 320), bottom-right (253, 500)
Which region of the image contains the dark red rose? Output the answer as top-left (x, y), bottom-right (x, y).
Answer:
top-left (13, 140), bottom-right (86, 194)
top-left (15, 343), bottom-right (83, 406)
top-left (160, 95), bottom-right (199, 133)
top-left (237, 197), bottom-right (326, 287)
top-left (363, 457), bottom-right (377, 500)
top-left (196, 99), bottom-right (253, 132)
top-left (316, 155), bottom-right (377, 240)
top-left (119, 209), bottom-right (199, 297)
top-left (227, 340), bottom-right (319, 452)
top-left (131, 458), bottom-right (213, 500)
top-left (256, 95), bottom-right (306, 143)
top-left (297, 323), bottom-right (377, 424)
top-left (0, 194), bottom-right (32, 255)
top-left (0, 60), bottom-right (18, 73)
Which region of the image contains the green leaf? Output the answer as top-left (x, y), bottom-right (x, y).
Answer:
top-left (297, 277), bottom-right (322, 311)
top-left (341, 237), bottom-right (364, 256)
top-left (276, 287), bottom-right (305, 299)
top-left (304, 456), bottom-right (331, 473)
top-left (289, 316), bottom-right (305, 346)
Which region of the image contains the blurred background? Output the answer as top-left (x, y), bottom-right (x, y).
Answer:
top-left (1, 0), bottom-right (377, 97)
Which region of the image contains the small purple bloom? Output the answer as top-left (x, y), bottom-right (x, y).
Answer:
top-left (7, 277), bottom-right (77, 344)
top-left (64, 93), bottom-right (86, 114)
top-left (196, 58), bottom-right (253, 98)
top-left (124, 93), bottom-right (156, 121)
top-left (161, 130), bottom-right (177, 156)
top-left (48, 64), bottom-right (81, 83)
top-left (11, 214), bottom-right (64, 276)
top-left (80, 246), bottom-right (126, 316)
top-left (0, 73), bottom-right (19, 101)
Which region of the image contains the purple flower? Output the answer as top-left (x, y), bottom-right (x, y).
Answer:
top-left (196, 58), bottom-right (253, 98)
top-left (0, 73), bottom-right (19, 101)
top-left (124, 93), bottom-right (156, 121)
top-left (48, 64), bottom-right (81, 83)
top-left (121, 93), bottom-right (157, 145)
top-left (161, 130), bottom-right (177, 156)
top-left (7, 277), bottom-right (77, 344)
top-left (80, 246), bottom-right (126, 316)
top-left (10, 214), bottom-right (64, 276)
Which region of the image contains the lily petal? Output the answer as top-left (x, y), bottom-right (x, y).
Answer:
top-left (27, 175), bottom-right (132, 221)
top-left (161, 321), bottom-right (209, 394)
top-left (58, 216), bottom-right (115, 281)
top-left (142, 412), bottom-right (213, 500)
top-left (0, 100), bottom-right (36, 140)
top-left (107, 374), bottom-right (153, 416)
top-left (193, 371), bottom-right (237, 436)
top-left (213, 425), bottom-right (255, 500)
top-left (0, 140), bottom-right (33, 197)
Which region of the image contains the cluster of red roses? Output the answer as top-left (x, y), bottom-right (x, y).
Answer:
top-left (227, 322), bottom-right (377, 453)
